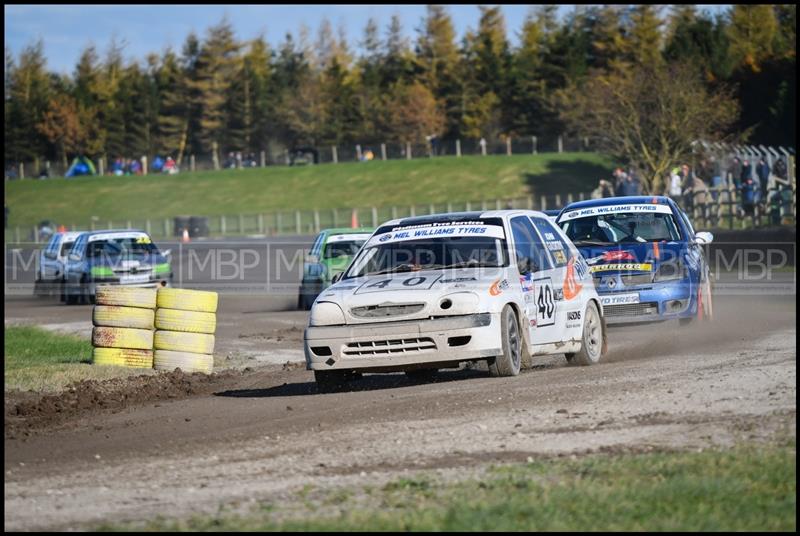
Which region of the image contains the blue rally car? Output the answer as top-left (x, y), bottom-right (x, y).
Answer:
top-left (555, 196), bottom-right (713, 325)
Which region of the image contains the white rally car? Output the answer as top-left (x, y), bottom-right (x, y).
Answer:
top-left (304, 210), bottom-right (607, 392)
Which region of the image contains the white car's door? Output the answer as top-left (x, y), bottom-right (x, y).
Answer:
top-left (508, 215), bottom-right (561, 345)
top-left (530, 216), bottom-right (589, 342)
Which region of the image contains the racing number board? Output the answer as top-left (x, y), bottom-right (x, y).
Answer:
top-left (534, 277), bottom-right (556, 327)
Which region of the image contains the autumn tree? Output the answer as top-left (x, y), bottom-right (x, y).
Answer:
top-left (386, 81), bottom-right (445, 144)
top-left (559, 63), bottom-right (740, 193)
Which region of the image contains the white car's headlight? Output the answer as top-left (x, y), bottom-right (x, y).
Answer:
top-left (309, 301), bottom-right (346, 326)
top-left (437, 292), bottom-right (480, 315)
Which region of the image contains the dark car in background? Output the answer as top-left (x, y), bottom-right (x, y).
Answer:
top-left (62, 229), bottom-right (173, 304)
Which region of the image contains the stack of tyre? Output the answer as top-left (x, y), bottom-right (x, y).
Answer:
top-left (153, 288), bottom-right (218, 374)
top-left (91, 287), bottom-right (157, 368)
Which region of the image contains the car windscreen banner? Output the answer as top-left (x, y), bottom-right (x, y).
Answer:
top-left (328, 234), bottom-right (372, 243)
top-left (88, 232), bottom-right (150, 242)
top-left (366, 222), bottom-right (505, 247)
top-left (559, 204), bottom-right (673, 221)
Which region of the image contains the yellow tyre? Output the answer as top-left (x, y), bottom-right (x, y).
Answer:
top-left (155, 308), bottom-right (216, 334)
top-left (156, 288), bottom-right (218, 313)
top-left (154, 330), bottom-right (214, 354)
top-left (93, 305), bottom-right (155, 330)
top-left (96, 286), bottom-right (157, 309)
top-left (92, 326), bottom-right (154, 350)
top-left (153, 350), bottom-right (214, 374)
top-left (92, 347), bottom-right (154, 368)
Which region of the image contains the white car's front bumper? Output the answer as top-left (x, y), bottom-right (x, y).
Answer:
top-left (304, 313), bottom-right (502, 372)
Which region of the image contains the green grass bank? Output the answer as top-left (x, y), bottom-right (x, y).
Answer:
top-left (4, 153), bottom-right (613, 229)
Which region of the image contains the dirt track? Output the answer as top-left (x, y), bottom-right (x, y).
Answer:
top-left (4, 285), bottom-right (797, 530)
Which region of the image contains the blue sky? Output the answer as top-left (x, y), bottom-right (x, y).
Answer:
top-left (5, 5), bottom-right (729, 74)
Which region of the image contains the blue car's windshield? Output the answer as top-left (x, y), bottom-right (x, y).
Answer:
top-left (561, 212), bottom-right (681, 245)
top-left (87, 238), bottom-right (159, 258)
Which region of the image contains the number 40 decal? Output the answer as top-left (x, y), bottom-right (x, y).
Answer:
top-left (533, 277), bottom-right (556, 327)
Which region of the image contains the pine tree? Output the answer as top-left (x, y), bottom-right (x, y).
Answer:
top-left (5, 40), bottom-right (51, 163)
top-left (627, 5), bottom-right (664, 67)
top-left (726, 5), bottom-right (779, 73)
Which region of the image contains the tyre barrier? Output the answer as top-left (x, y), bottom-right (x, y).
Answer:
top-left (90, 287), bottom-right (218, 373)
top-left (92, 326), bottom-right (154, 351)
top-left (154, 330), bottom-right (215, 355)
top-left (153, 350), bottom-right (214, 374)
top-left (95, 286), bottom-right (157, 309)
top-left (93, 305), bottom-right (155, 330)
top-left (92, 347), bottom-right (154, 368)
top-left (155, 308), bottom-right (216, 334)
top-left (156, 288), bottom-right (218, 313)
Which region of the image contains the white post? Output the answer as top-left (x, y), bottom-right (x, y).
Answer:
top-left (260, 151), bottom-right (266, 167)
top-left (313, 211), bottom-right (320, 233)
top-left (141, 156), bottom-right (148, 175)
top-left (295, 211), bottom-right (301, 234)
top-left (406, 142), bottom-right (412, 160)
top-left (19, 163), bottom-right (24, 179)
top-left (332, 146), bottom-right (338, 164)
top-left (356, 144), bottom-right (362, 161)
top-left (259, 214), bottom-right (265, 234)
top-left (190, 154), bottom-right (196, 172)
top-left (506, 137), bottom-right (512, 156)
top-left (380, 143), bottom-right (387, 161)
top-left (371, 207), bottom-right (378, 227)
top-left (532, 136), bottom-right (537, 155)
top-left (558, 135), bottom-right (563, 153)
top-left (98, 157), bottom-right (104, 176)
top-left (456, 139), bottom-right (461, 157)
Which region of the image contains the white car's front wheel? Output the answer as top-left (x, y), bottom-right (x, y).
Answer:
top-left (567, 301), bottom-right (604, 366)
top-left (489, 305), bottom-right (522, 377)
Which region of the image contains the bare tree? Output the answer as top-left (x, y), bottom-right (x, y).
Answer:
top-left (558, 63), bottom-right (741, 193)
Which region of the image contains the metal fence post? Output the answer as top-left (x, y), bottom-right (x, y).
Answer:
top-left (295, 211), bottom-right (301, 234)
top-left (259, 214), bottom-right (265, 234)
top-left (371, 207), bottom-right (378, 227)
top-left (541, 196), bottom-right (547, 210)
top-left (558, 136), bottom-right (563, 153)
top-left (98, 157), bottom-right (105, 176)
top-left (142, 156), bottom-right (148, 175)
top-left (406, 142), bottom-right (412, 160)
top-left (313, 210), bottom-right (320, 233)
top-left (20, 163), bottom-right (24, 180)
top-left (506, 137), bottom-right (512, 156)
top-left (410, 204), bottom-right (416, 217)
top-left (392, 206), bottom-right (398, 220)
top-left (146, 219), bottom-right (151, 236)
top-left (532, 136), bottom-right (537, 155)
top-left (380, 143), bottom-right (387, 161)
top-left (164, 219), bottom-right (169, 237)
top-left (356, 144), bottom-right (362, 162)
top-left (239, 214), bottom-right (245, 234)
top-left (555, 194), bottom-right (562, 208)
top-left (456, 139), bottom-right (461, 157)
top-left (332, 146), bottom-right (338, 164)
top-left (190, 155), bottom-right (196, 172)
top-left (221, 215), bottom-right (226, 235)
top-left (260, 151), bottom-right (266, 167)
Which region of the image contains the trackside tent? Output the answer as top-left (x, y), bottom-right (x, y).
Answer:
top-left (65, 156), bottom-right (97, 177)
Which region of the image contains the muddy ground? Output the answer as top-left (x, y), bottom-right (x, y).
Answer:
top-left (4, 276), bottom-right (797, 531)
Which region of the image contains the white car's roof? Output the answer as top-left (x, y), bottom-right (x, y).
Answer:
top-left (57, 231), bottom-right (84, 241)
top-left (379, 209), bottom-right (551, 228)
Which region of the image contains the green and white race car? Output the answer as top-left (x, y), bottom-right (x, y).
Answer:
top-left (297, 227), bottom-right (373, 310)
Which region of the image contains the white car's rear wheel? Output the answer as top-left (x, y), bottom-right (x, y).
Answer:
top-left (567, 301), bottom-right (603, 366)
top-left (489, 305), bottom-right (522, 377)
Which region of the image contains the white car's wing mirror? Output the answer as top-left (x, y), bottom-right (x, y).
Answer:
top-left (694, 232), bottom-right (714, 245)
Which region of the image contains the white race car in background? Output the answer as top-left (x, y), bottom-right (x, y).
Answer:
top-left (304, 210), bottom-right (607, 392)
top-left (34, 230), bottom-right (84, 298)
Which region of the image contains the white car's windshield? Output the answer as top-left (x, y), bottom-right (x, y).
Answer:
top-left (345, 219), bottom-right (508, 279)
top-left (559, 205), bottom-right (681, 245)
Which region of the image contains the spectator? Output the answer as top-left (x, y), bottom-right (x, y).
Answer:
top-left (111, 157), bottom-right (124, 176)
top-left (129, 158), bottom-right (142, 175)
top-left (151, 155), bottom-right (165, 173)
top-left (619, 173), bottom-right (641, 196)
top-left (738, 159), bottom-right (757, 217)
top-left (163, 156), bottom-right (178, 175)
top-left (668, 167), bottom-right (682, 201)
top-left (683, 173), bottom-right (710, 223)
top-left (708, 156), bottom-right (723, 201)
top-left (224, 152), bottom-right (237, 169)
top-left (679, 163), bottom-right (694, 208)
top-left (591, 178), bottom-right (614, 199)
top-left (756, 156), bottom-right (770, 204)
top-left (612, 167), bottom-right (629, 196)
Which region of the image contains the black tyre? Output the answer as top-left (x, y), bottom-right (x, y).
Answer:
top-left (65, 285), bottom-right (79, 305)
top-left (488, 305), bottom-right (522, 377)
top-left (314, 370), bottom-right (351, 393)
top-left (567, 301), bottom-right (604, 366)
top-left (59, 279), bottom-right (67, 303)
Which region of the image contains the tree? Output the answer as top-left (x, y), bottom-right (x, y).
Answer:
top-left (6, 40), bottom-right (51, 162)
top-left (726, 5), bottom-right (779, 73)
top-left (627, 5), bottom-right (664, 67)
top-left (386, 81), bottom-right (445, 144)
top-left (559, 63), bottom-right (740, 193)
top-left (36, 94), bottom-right (93, 167)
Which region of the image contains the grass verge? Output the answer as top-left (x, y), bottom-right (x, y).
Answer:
top-left (100, 442), bottom-right (796, 531)
top-left (4, 326), bottom-right (154, 392)
top-left (4, 153), bottom-right (613, 228)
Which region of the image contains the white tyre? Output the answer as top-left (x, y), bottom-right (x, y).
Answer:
top-left (157, 288), bottom-right (218, 313)
top-left (155, 308), bottom-right (216, 334)
top-left (154, 330), bottom-right (215, 354)
top-left (96, 286), bottom-right (157, 309)
top-left (93, 305), bottom-right (155, 329)
top-left (92, 326), bottom-right (154, 350)
top-left (153, 350), bottom-right (214, 374)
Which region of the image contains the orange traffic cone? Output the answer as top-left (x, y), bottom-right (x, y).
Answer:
top-left (351, 208), bottom-right (359, 228)
top-left (181, 228), bottom-right (191, 243)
